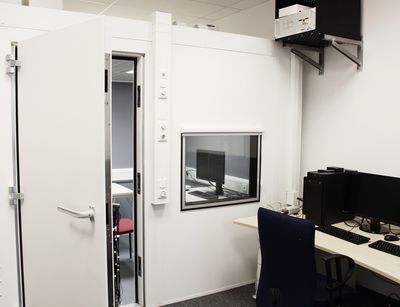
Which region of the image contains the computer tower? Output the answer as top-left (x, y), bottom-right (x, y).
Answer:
top-left (303, 168), bottom-right (354, 226)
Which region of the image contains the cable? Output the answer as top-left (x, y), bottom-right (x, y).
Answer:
top-left (344, 219), bottom-right (361, 228)
top-left (186, 169), bottom-right (198, 182)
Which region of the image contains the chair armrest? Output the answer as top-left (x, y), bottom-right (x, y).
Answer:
top-left (321, 254), bottom-right (355, 291)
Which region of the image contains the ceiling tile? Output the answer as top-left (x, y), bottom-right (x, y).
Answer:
top-left (204, 7), bottom-right (239, 20)
top-left (104, 4), bottom-right (152, 20)
top-left (111, 0), bottom-right (160, 12)
top-left (192, 0), bottom-right (241, 7)
top-left (193, 17), bottom-right (215, 25)
top-left (112, 59), bottom-right (134, 83)
top-left (81, 0), bottom-right (115, 4)
top-left (63, 0), bottom-right (107, 14)
top-left (172, 14), bottom-right (199, 25)
top-left (162, 0), bottom-right (224, 18)
top-left (232, 0), bottom-right (267, 10)
top-left (114, 0), bottom-right (224, 19)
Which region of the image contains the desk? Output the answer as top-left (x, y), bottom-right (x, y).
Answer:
top-left (112, 182), bottom-right (133, 198)
top-left (185, 185), bottom-right (248, 204)
top-left (234, 216), bottom-right (400, 285)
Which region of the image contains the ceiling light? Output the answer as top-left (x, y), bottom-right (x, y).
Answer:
top-left (125, 70), bottom-right (133, 74)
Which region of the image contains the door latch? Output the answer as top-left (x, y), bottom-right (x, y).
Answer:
top-left (9, 186), bottom-right (24, 205)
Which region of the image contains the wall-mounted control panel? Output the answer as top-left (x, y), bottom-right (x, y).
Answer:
top-left (158, 119), bottom-right (168, 142)
top-left (159, 70), bottom-right (168, 100)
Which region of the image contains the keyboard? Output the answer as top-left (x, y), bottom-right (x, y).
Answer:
top-left (369, 240), bottom-right (400, 257)
top-left (316, 225), bottom-right (370, 245)
top-left (189, 190), bottom-right (218, 200)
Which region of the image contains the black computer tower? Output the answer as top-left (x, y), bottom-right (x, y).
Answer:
top-left (303, 168), bottom-right (354, 226)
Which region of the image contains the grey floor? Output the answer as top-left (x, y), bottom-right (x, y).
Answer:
top-left (164, 284), bottom-right (256, 307)
top-left (119, 235), bottom-right (135, 305)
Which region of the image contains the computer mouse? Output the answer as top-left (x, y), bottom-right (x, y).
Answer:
top-left (384, 234), bottom-right (400, 242)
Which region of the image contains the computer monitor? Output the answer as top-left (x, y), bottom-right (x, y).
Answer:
top-left (196, 149), bottom-right (225, 195)
top-left (355, 172), bottom-right (400, 234)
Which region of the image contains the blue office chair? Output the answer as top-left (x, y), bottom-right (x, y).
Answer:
top-left (256, 208), bottom-right (356, 307)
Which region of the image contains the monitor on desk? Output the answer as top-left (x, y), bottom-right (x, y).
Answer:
top-left (354, 172), bottom-right (400, 234)
top-left (196, 149), bottom-right (225, 195)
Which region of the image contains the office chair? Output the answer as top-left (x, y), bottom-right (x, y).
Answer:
top-left (117, 218), bottom-right (134, 259)
top-left (257, 208), bottom-right (356, 307)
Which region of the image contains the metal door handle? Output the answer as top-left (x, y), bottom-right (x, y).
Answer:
top-left (57, 205), bottom-right (95, 221)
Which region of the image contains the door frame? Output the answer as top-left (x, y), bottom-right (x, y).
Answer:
top-left (112, 52), bottom-right (145, 306)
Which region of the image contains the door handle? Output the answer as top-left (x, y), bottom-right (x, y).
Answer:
top-left (57, 205), bottom-right (95, 221)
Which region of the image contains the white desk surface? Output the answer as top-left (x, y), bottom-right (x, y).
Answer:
top-left (233, 215), bottom-right (400, 284)
top-left (112, 182), bottom-right (133, 198)
top-left (185, 186), bottom-right (230, 203)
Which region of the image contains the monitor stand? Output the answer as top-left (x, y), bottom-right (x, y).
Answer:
top-left (215, 183), bottom-right (223, 196)
top-left (359, 218), bottom-right (389, 234)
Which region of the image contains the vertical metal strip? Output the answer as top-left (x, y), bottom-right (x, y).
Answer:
top-left (10, 42), bottom-right (25, 307)
top-left (135, 55), bottom-right (145, 306)
top-left (104, 53), bottom-right (114, 307)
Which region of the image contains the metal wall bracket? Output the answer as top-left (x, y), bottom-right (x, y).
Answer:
top-left (9, 186), bottom-right (24, 205)
top-left (291, 47), bottom-right (325, 75)
top-left (283, 35), bottom-right (363, 75)
top-left (331, 40), bottom-right (363, 71)
top-left (6, 53), bottom-right (21, 75)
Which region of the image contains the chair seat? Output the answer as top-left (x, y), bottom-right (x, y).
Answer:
top-left (117, 218), bottom-right (134, 234)
top-left (315, 273), bottom-right (357, 307)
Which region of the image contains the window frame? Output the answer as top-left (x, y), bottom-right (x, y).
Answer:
top-left (180, 132), bottom-right (262, 211)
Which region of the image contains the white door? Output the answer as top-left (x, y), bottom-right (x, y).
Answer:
top-left (17, 18), bottom-right (113, 307)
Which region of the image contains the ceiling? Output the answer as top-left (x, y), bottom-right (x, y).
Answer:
top-left (63, 0), bottom-right (269, 26)
top-left (112, 59), bottom-right (134, 83)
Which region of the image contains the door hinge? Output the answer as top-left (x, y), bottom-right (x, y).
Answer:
top-left (9, 186), bottom-right (24, 205)
top-left (138, 256), bottom-right (142, 277)
top-left (6, 54), bottom-right (21, 75)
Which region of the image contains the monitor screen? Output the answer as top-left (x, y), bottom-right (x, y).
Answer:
top-left (355, 172), bottom-right (400, 226)
top-left (196, 149), bottom-right (225, 184)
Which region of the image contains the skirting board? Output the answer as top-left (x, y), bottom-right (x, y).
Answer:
top-left (156, 279), bottom-right (256, 307)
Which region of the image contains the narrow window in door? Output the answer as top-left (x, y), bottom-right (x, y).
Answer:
top-left (111, 57), bottom-right (137, 305)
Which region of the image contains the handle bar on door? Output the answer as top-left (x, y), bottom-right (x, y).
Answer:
top-left (57, 205), bottom-right (95, 221)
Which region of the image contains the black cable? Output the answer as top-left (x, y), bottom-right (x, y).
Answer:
top-left (344, 219), bottom-right (361, 228)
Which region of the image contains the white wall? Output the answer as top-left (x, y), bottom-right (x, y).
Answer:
top-left (214, 0), bottom-right (275, 39)
top-left (144, 26), bottom-right (292, 306)
top-left (301, 0), bottom-right (400, 296)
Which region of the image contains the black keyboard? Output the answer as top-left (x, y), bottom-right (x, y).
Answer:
top-left (316, 225), bottom-right (370, 245)
top-left (189, 190), bottom-right (218, 200)
top-left (369, 240), bottom-right (400, 257)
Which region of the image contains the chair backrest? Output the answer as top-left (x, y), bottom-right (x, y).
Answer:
top-left (256, 208), bottom-right (316, 307)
